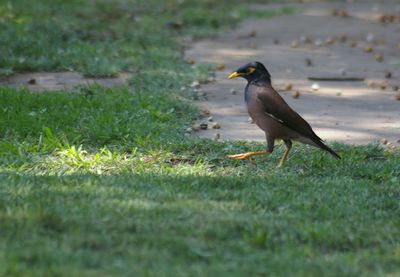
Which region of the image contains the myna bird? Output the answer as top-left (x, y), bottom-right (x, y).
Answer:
top-left (227, 61), bottom-right (340, 167)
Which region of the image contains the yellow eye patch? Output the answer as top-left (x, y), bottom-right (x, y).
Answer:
top-left (247, 67), bottom-right (256, 74)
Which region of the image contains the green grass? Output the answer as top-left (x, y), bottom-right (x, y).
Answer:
top-left (0, 0), bottom-right (293, 77)
top-left (1, 0), bottom-right (400, 276)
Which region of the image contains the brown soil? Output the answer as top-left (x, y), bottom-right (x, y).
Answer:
top-left (0, 72), bottom-right (129, 92)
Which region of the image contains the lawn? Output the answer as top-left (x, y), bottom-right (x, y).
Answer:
top-left (0, 1), bottom-right (399, 276)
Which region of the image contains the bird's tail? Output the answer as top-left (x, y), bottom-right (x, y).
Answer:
top-left (317, 141), bottom-right (340, 159)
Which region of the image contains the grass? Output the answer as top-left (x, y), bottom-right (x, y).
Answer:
top-left (1, 0), bottom-right (400, 276)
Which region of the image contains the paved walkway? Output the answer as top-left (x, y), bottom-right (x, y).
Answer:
top-left (186, 1), bottom-right (400, 147)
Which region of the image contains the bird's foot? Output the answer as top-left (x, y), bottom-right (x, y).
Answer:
top-left (226, 153), bottom-right (253, 160)
top-left (226, 151), bottom-right (269, 161)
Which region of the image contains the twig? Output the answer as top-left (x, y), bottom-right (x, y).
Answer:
top-left (307, 76), bottom-right (364, 81)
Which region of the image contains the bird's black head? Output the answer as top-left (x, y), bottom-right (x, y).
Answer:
top-left (228, 61), bottom-right (271, 83)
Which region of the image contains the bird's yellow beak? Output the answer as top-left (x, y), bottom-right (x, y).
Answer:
top-left (228, 71), bottom-right (240, 79)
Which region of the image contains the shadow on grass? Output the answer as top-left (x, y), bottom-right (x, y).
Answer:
top-left (1, 168), bottom-right (399, 276)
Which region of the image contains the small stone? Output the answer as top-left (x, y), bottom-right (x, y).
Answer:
top-left (381, 138), bottom-right (389, 145)
top-left (212, 122), bottom-right (221, 129)
top-left (291, 90), bottom-right (300, 99)
top-left (191, 80), bottom-right (200, 89)
top-left (339, 68), bottom-right (347, 76)
top-left (291, 40), bottom-right (299, 48)
top-left (28, 78), bottom-right (36, 85)
top-left (364, 46), bottom-right (373, 53)
top-left (216, 63), bottom-right (225, 71)
top-left (395, 92), bottom-right (400, 101)
top-left (337, 33), bottom-right (347, 42)
top-left (207, 116), bottom-right (213, 122)
top-left (273, 39), bottom-right (279, 45)
top-left (202, 109), bottom-right (211, 116)
top-left (200, 123), bottom-right (208, 130)
top-left (375, 53), bottom-right (384, 62)
top-left (230, 88), bottom-right (237, 95)
top-left (331, 9), bottom-right (339, 16)
top-left (207, 76), bottom-right (216, 83)
top-left (392, 85), bottom-right (399, 91)
top-left (379, 82), bottom-right (387, 90)
top-left (349, 40), bottom-right (357, 47)
top-left (324, 37), bottom-right (335, 45)
top-left (367, 80), bottom-right (376, 87)
top-left (192, 124), bottom-right (201, 131)
top-left (300, 35), bottom-right (312, 43)
top-left (186, 58), bottom-right (195, 65)
top-left (284, 83), bottom-right (293, 90)
top-left (384, 71), bottom-right (392, 79)
top-left (213, 133), bottom-right (220, 140)
top-left (338, 10), bottom-right (348, 17)
top-left (366, 33), bottom-right (375, 42)
top-left (305, 58), bottom-right (312, 66)
top-left (248, 117), bottom-right (254, 124)
top-left (249, 30), bottom-right (257, 37)
top-left (314, 39), bottom-right (322, 47)
top-left (185, 127), bottom-right (193, 133)
top-left (311, 83), bottom-right (320, 91)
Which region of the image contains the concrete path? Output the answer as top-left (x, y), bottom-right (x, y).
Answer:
top-left (186, 1), bottom-right (400, 147)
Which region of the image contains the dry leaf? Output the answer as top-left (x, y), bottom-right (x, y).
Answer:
top-left (292, 90), bottom-right (300, 99)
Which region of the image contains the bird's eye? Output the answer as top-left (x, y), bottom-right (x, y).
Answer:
top-left (246, 67), bottom-right (256, 74)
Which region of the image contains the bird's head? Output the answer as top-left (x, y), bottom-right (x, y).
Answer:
top-left (228, 61), bottom-right (271, 83)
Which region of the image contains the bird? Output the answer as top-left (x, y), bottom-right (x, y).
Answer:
top-left (227, 61), bottom-right (340, 167)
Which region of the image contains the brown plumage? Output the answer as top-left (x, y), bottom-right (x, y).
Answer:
top-left (227, 61), bottom-right (340, 167)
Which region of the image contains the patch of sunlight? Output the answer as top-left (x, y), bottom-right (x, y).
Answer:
top-left (31, 145), bottom-right (213, 176)
top-left (108, 198), bottom-right (159, 210)
top-left (35, 145), bottom-right (137, 175)
top-left (169, 199), bottom-right (246, 212)
top-left (0, 3), bottom-right (29, 24)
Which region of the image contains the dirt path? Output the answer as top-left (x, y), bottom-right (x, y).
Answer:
top-left (186, 1), bottom-right (400, 147)
top-left (0, 72), bottom-right (129, 92)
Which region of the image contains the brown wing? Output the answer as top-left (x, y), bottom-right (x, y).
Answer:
top-left (254, 85), bottom-right (323, 142)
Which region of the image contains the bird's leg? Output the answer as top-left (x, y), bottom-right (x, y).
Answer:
top-left (277, 140), bottom-right (292, 168)
top-left (227, 136), bottom-right (274, 161)
top-left (226, 150), bottom-right (271, 160)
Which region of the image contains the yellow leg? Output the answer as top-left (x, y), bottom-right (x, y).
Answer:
top-left (227, 150), bottom-right (270, 160)
top-left (277, 141), bottom-right (292, 168)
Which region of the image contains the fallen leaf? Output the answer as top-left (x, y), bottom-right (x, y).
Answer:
top-left (375, 53), bottom-right (384, 62)
top-left (216, 64), bottom-right (225, 71)
top-left (291, 90), bottom-right (300, 99)
top-left (212, 122), bottom-right (221, 129)
top-left (284, 83), bottom-right (293, 90)
top-left (364, 46), bottom-right (374, 53)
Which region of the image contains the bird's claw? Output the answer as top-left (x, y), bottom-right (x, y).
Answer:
top-left (226, 153), bottom-right (253, 160)
top-left (226, 153), bottom-right (251, 160)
